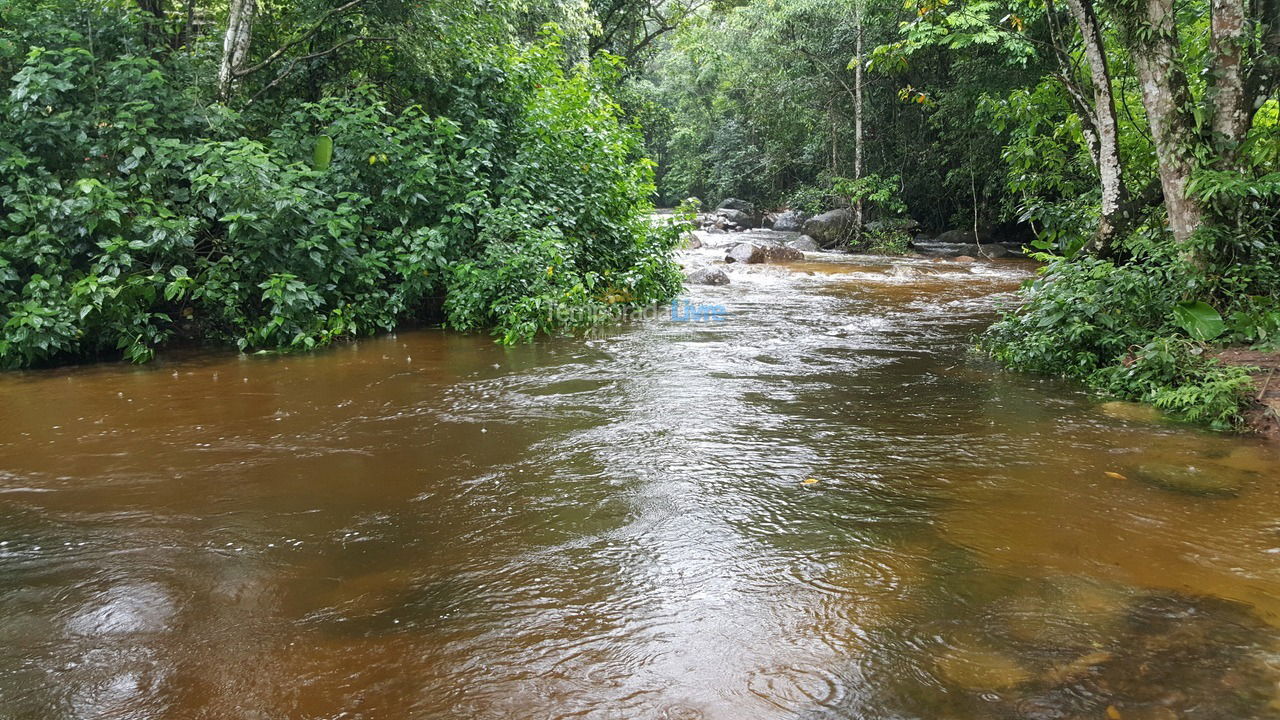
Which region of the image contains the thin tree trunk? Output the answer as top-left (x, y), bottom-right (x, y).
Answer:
top-left (830, 102), bottom-right (837, 176)
top-left (1210, 0), bottom-right (1249, 163)
top-left (218, 0), bottom-right (256, 100)
top-left (136, 0), bottom-right (168, 49)
top-left (854, 0), bottom-right (864, 237)
top-left (1121, 0), bottom-right (1203, 245)
top-left (177, 0), bottom-right (198, 51)
top-left (1244, 0), bottom-right (1280, 112)
top-left (1063, 0), bottom-right (1128, 254)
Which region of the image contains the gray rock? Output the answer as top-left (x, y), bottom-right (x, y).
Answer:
top-left (866, 217), bottom-right (920, 235)
top-left (914, 241), bottom-right (1011, 259)
top-left (682, 233), bottom-right (702, 249)
top-left (801, 208), bottom-right (856, 247)
top-left (725, 243), bottom-right (765, 264)
top-left (716, 208), bottom-right (755, 230)
top-left (762, 245), bottom-right (805, 262)
top-left (685, 266), bottom-right (730, 285)
top-left (937, 228), bottom-right (992, 244)
top-left (771, 210), bottom-right (810, 232)
top-left (788, 235), bottom-right (821, 251)
top-left (717, 197), bottom-right (754, 213)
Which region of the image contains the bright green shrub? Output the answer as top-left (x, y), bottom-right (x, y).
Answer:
top-left (0, 7), bottom-right (682, 368)
top-left (983, 255), bottom-right (1257, 428)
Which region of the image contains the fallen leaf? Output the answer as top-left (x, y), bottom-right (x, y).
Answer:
top-left (1106, 705), bottom-right (1122, 720)
top-left (1104, 472), bottom-right (1127, 480)
top-left (802, 478), bottom-right (819, 485)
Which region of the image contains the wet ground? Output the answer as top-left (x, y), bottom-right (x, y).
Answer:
top-left (1, 229), bottom-right (1278, 719)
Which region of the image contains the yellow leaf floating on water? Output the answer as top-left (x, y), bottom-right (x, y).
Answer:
top-left (1104, 471), bottom-right (1128, 480)
top-left (802, 478), bottom-right (819, 485)
top-left (1106, 705), bottom-right (1122, 720)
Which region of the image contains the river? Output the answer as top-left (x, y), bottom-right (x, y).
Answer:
top-left (1, 230), bottom-right (1278, 719)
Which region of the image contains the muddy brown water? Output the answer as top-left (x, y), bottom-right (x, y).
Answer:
top-left (1, 233), bottom-right (1279, 719)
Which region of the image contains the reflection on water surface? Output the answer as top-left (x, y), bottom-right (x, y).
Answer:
top-left (1, 235), bottom-right (1278, 719)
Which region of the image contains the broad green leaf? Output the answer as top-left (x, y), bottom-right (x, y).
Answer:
top-left (1172, 301), bottom-right (1226, 342)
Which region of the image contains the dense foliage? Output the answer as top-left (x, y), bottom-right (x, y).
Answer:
top-left (0, 0), bottom-right (683, 367)
top-left (641, 0), bottom-right (1278, 427)
top-left (3, 0), bottom-right (1277, 429)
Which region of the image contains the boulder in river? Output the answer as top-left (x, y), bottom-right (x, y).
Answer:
top-left (681, 233), bottom-right (703, 250)
top-left (954, 255), bottom-right (976, 263)
top-left (865, 217), bottom-right (920, 235)
top-left (937, 228), bottom-right (993, 245)
top-left (761, 245), bottom-right (805, 263)
top-left (1132, 463), bottom-right (1247, 498)
top-left (716, 208), bottom-right (755, 230)
top-left (717, 197), bottom-right (754, 213)
top-left (685, 266), bottom-right (730, 285)
top-left (725, 243), bottom-right (765, 264)
top-left (801, 208), bottom-right (856, 248)
top-left (788, 235), bottom-right (821, 251)
top-left (770, 210), bottom-right (810, 232)
top-left (887, 264), bottom-right (922, 279)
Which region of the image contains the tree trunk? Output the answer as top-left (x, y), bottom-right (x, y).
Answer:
top-left (853, 0), bottom-right (865, 237)
top-left (177, 0), bottom-right (198, 51)
top-left (1210, 0), bottom-right (1250, 162)
top-left (1063, 0), bottom-right (1127, 254)
top-left (136, 0), bottom-right (168, 49)
top-left (1244, 0), bottom-right (1280, 113)
top-left (218, 0), bottom-right (256, 100)
top-left (1120, 0), bottom-right (1203, 245)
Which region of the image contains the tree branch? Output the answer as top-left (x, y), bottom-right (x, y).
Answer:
top-left (233, 0), bottom-right (370, 79)
top-left (243, 35), bottom-right (393, 106)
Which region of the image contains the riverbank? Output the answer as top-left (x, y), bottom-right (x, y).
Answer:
top-left (1216, 348), bottom-right (1280, 441)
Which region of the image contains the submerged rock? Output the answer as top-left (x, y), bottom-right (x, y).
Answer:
top-left (685, 266), bottom-right (730, 285)
top-left (887, 264), bottom-right (922, 280)
top-left (1099, 400), bottom-right (1164, 424)
top-left (788, 235), bottom-right (821, 251)
top-left (936, 638), bottom-right (1032, 691)
top-left (954, 255), bottom-right (976, 263)
top-left (725, 243), bottom-right (765, 264)
top-left (1133, 463), bottom-right (1246, 498)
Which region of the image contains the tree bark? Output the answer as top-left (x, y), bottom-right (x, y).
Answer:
top-left (1244, 0), bottom-right (1280, 112)
top-left (1119, 0), bottom-right (1203, 245)
top-left (1210, 0), bottom-right (1250, 163)
top-left (217, 0), bottom-right (256, 100)
top-left (854, 0), bottom-right (864, 235)
top-left (1063, 0), bottom-right (1128, 255)
top-left (177, 0), bottom-right (198, 51)
top-left (135, 0), bottom-right (168, 49)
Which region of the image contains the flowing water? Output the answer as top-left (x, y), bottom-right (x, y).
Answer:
top-left (2, 230), bottom-right (1279, 719)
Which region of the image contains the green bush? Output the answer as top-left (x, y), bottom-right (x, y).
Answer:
top-left (0, 8), bottom-right (683, 368)
top-left (982, 255), bottom-right (1256, 428)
